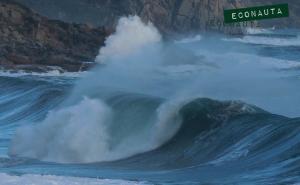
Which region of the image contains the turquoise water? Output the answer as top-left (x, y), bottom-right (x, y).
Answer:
top-left (1, 31), bottom-right (300, 184)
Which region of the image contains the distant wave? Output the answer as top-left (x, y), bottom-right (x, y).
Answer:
top-left (245, 27), bottom-right (274, 35)
top-left (175, 35), bottom-right (202, 44)
top-left (223, 35), bottom-right (300, 46)
top-left (0, 69), bottom-right (85, 78)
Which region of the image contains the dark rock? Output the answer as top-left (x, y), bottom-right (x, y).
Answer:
top-left (15, 0), bottom-right (300, 35)
top-left (12, 0), bottom-right (257, 36)
top-left (0, 0), bottom-right (109, 72)
top-left (243, 0), bottom-right (300, 29)
top-left (2, 0), bottom-right (298, 72)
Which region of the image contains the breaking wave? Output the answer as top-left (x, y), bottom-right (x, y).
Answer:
top-left (1, 16), bottom-right (300, 184)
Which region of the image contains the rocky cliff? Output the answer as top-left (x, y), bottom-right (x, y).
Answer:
top-left (0, 0), bottom-right (109, 72)
top-left (13, 0), bottom-right (300, 36)
top-left (245, 0), bottom-right (300, 29)
top-left (13, 0), bottom-right (253, 36)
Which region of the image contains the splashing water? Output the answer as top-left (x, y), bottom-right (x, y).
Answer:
top-left (8, 15), bottom-right (300, 169)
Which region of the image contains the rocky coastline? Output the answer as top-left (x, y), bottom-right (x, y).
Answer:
top-left (0, 0), bottom-right (109, 72)
top-left (1, 0), bottom-right (299, 73)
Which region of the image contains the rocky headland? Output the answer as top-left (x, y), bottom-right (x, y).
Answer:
top-left (0, 0), bottom-right (109, 72)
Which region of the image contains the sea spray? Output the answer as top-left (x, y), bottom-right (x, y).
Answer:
top-left (9, 16), bottom-right (300, 164)
top-left (10, 97), bottom-right (113, 163)
top-left (95, 15), bottom-right (161, 63)
top-left (9, 15), bottom-right (183, 163)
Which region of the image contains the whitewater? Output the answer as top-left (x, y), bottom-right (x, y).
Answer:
top-left (0, 16), bottom-right (300, 184)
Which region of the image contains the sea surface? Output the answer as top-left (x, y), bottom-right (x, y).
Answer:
top-left (0, 28), bottom-right (300, 185)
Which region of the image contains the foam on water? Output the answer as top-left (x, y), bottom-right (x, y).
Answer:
top-left (245, 27), bottom-right (274, 35)
top-left (0, 70), bottom-right (85, 78)
top-left (7, 15), bottom-right (300, 165)
top-left (175, 35), bottom-right (202, 44)
top-left (8, 16), bottom-right (182, 163)
top-left (0, 173), bottom-right (149, 185)
top-left (9, 95), bottom-right (184, 163)
top-left (10, 97), bottom-right (113, 163)
top-left (223, 35), bottom-right (300, 46)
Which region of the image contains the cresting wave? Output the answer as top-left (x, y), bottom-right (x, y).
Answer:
top-left (0, 15), bottom-right (300, 184)
top-left (3, 85), bottom-right (300, 184)
top-left (9, 94), bottom-right (184, 163)
top-left (8, 16), bottom-right (181, 163)
top-left (5, 15), bottom-right (300, 182)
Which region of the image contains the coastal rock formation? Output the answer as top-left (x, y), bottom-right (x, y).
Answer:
top-left (245, 0), bottom-right (300, 29)
top-left (1, 0), bottom-right (299, 72)
top-left (0, 0), bottom-right (109, 72)
top-left (138, 0), bottom-right (248, 35)
top-left (13, 0), bottom-right (254, 36)
top-left (13, 0), bottom-right (300, 35)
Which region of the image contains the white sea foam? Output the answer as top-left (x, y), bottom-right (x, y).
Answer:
top-left (223, 35), bottom-right (300, 46)
top-left (9, 95), bottom-right (183, 163)
top-left (10, 97), bottom-right (113, 163)
top-left (0, 173), bottom-right (149, 185)
top-left (175, 34), bottom-right (202, 44)
top-left (0, 69), bottom-right (85, 78)
top-left (212, 52), bottom-right (300, 70)
top-left (9, 15), bottom-right (300, 164)
top-left (9, 16), bottom-right (182, 163)
top-left (261, 57), bottom-right (300, 70)
top-left (245, 27), bottom-right (274, 35)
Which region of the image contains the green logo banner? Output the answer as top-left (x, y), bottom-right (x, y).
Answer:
top-left (224, 4), bottom-right (289, 23)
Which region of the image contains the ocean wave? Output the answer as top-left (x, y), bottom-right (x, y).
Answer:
top-left (9, 96), bottom-right (269, 164)
top-left (0, 69), bottom-right (85, 78)
top-left (2, 95), bottom-right (300, 184)
top-left (9, 94), bottom-right (183, 163)
top-left (1, 15), bottom-right (300, 184)
top-left (174, 35), bottom-right (202, 44)
top-left (223, 35), bottom-right (300, 46)
top-left (245, 27), bottom-right (274, 35)
top-left (105, 98), bottom-right (300, 173)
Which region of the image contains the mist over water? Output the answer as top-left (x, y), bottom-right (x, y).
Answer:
top-left (8, 16), bottom-right (300, 164)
